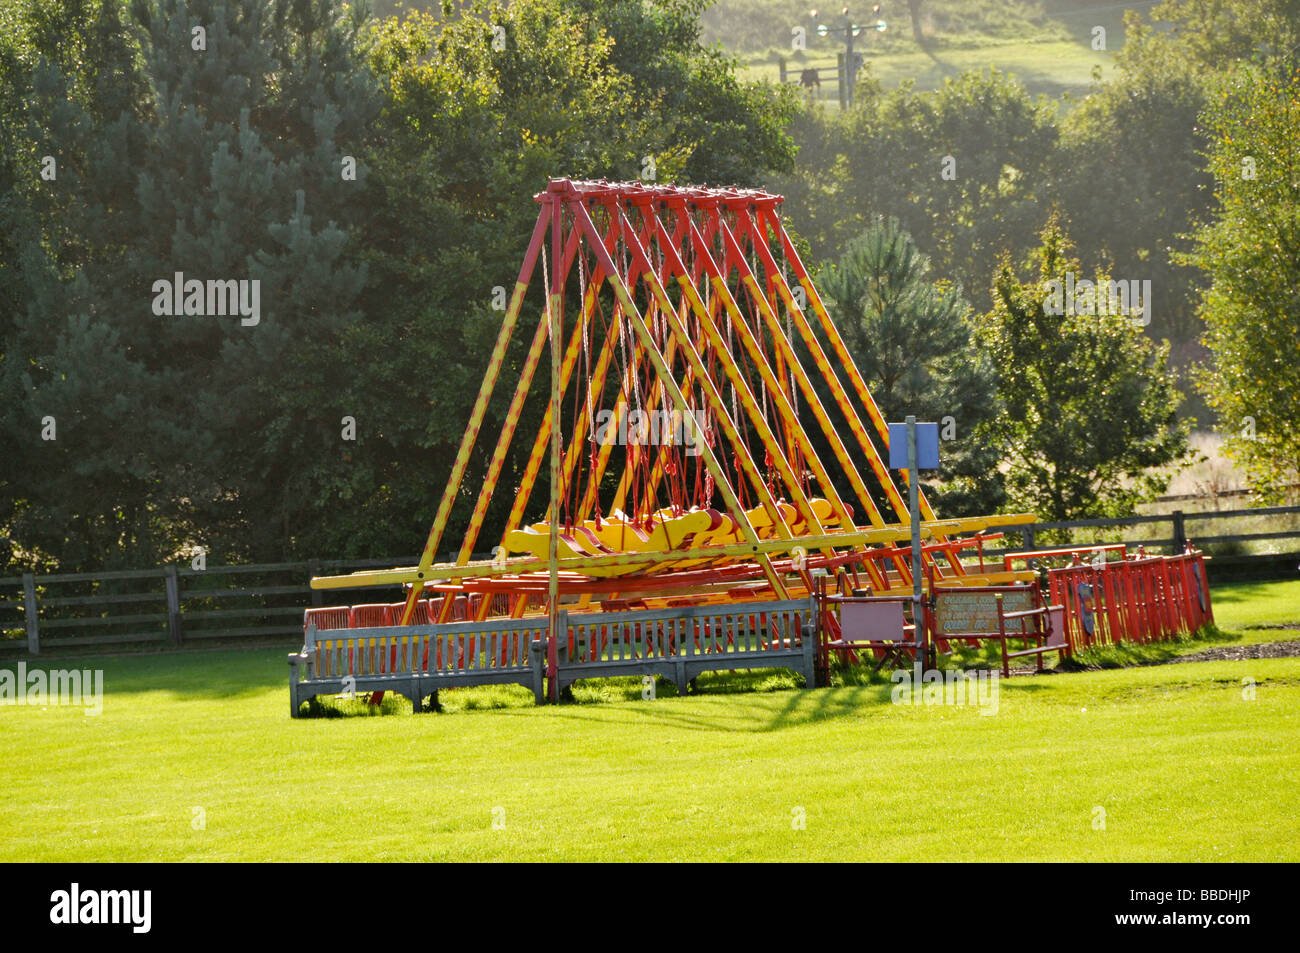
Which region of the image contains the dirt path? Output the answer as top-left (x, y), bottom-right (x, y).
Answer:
top-left (1148, 639), bottom-right (1300, 664)
top-left (1008, 638), bottom-right (1300, 675)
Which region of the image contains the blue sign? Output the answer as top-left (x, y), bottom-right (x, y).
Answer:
top-left (887, 421), bottom-right (940, 469)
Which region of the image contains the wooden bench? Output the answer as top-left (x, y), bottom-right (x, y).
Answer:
top-left (288, 616), bottom-right (547, 716)
top-left (554, 598), bottom-right (818, 696)
top-left (291, 598), bottom-right (818, 714)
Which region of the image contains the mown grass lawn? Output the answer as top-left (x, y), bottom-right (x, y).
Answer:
top-left (1208, 579), bottom-right (1300, 634)
top-left (2, 581), bottom-right (1297, 862)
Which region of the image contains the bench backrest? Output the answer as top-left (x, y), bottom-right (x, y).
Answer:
top-left (305, 617), bottom-right (549, 678)
top-left (303, 598), bottom-right (817, 676)
top-left (561, 598), bottom-right (816, 664)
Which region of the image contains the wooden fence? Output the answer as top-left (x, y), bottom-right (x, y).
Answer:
top-left (778, 55), bottom-right (855, 108)
top-left (0, 556), bottom-right (419, 655)
top-left (989, 504), bottom-right (1300, 566)
top-left (3, 504), bottom-right (1297, 655)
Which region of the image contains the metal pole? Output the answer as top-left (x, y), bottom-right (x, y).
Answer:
top-left (845, 25), bottom-right (855, 106)
top-left (547, 195), bottom-right (563, 701)
top-left (907, 416), bottom-right (923, 659)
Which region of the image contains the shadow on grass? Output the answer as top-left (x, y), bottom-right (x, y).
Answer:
top-left (520, 682), bottom-right (895, 734)
top-left (1211, 582), bottom-right (1284, 606)
top-left (291, 662), bottom-right (898, 730)
top-left (294, 667), bottom-right (877, 728)
top-left (3, 646), bottom-right (288, 675)
top-left (1, 646), bottom-right (301, 706)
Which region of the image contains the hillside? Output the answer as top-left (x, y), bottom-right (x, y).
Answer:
top-left (704, 0), bottom-right (1158, 99)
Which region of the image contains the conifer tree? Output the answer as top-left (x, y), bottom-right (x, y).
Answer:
top-left (819, 216), bottom-right (1004, 516)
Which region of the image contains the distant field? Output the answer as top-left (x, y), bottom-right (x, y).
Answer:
top-left (743, 37), bottom-right (1113, 101)
top-left (715, 0), bottom-right (1152, 100)
top-left (1, 579), bottom-right (1296, 862)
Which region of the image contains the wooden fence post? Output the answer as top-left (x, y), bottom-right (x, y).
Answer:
top-left (836, 52), bottom-right (846, 108)
top-left (164, 565), bottom-right (183, 647)
top-left (778, 57), bottom-right (787, 85)
top-left (1170, 510), bottom-right (1186, 555)
top-left (22, 572), bottom-right (39, 655)
top-left (308, 563), bottom-right (323, 607)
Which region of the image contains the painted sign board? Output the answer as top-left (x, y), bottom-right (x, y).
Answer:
top-left (933, 589), bottom-right (1035, 636)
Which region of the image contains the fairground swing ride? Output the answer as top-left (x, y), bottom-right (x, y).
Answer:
top-left (288, 179), bottom-right (1214, 714)
top-left (301, 178), bottom-right (1040, 702)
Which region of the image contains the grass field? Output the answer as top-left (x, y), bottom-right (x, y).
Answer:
top-left (1, 579), bottom-right (1296, 861)
top-left (1209, 579), bottom-right (1300, 633)
top-left (723, 0), bottom-right (1134, 100)
top-left (742, 38), bottom-right (1113, 103)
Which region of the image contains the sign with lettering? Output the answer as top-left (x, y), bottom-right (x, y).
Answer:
top-left (933, 589), bottom-right (1035, 636)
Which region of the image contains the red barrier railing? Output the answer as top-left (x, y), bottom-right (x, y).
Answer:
top-left (814, 547), bottom-right (1215, 676)
top-left (1046, 548), bottom-right (1213, 653)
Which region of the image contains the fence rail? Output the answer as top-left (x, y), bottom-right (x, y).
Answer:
top-left (983, 505), bottom-right (1300, 563)
top-left (3, 504), bottom-right (1298, 655)
top-left (0, 555), bottom-right (421, 654)
top-left (778, 55), bottom-right (855, 108)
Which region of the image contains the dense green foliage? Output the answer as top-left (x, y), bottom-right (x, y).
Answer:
top-left (976, 223), bottom-right (1190, 520)
top-left (1053, 18), bottom-right (1213, 355)
top-left (1, 0), bottom-right (383, 570)
top-left (0, 0), bottom-right (797, 571)
top-left (1, 0), bottom-right (1294, 573)
top-left (1188, 67), bottom-right (1300, 502)
top-left (818, 217), bottom-right (1003, 514)
top-left (1140, 0), bottom-right (1300, 74)
top-left (769, 1), bottom-right (1300, 489)
top-left (773, 68), bottom-right (1060, 315)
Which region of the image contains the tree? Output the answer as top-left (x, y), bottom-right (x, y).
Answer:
top-left (763, 103), bottom-right (855, 262)
top-left (818, 217), bottom-right (1003, 516)
top-left (775, 68), bottom-right (1059, 315)
top-left (976, 221), bottom-right (1190, 521)
top-left (1051, 19), bottom-right (1213, 360)
top-left (0, 0), bottom-right (814, 573)
top-left (906, 0), bottom-right (924, 45)
top-left (0, 0), bottom-right (382, 569)
top-left (1141, 0), bottom-right (1300, 76)
top-left (1188, 66), bottom-right (1300, 502)
top-left (0, 0), bottom-right (162, 571)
